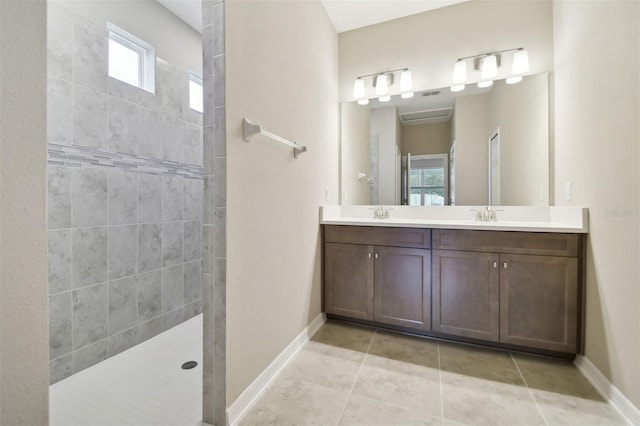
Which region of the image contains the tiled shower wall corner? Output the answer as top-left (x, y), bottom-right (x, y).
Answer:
top-left (202, 0), bottom-right (227, 424)
top-left (46, 4), bottom-right (204, 384)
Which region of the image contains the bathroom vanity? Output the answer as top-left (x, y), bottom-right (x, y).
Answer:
top-left (320, 205), bottom-right (588, 357)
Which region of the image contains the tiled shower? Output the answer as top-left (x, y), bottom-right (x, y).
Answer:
top-left (46, 3), bottom-right (204, 384)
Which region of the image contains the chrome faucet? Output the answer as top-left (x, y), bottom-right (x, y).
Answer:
top-left (371, 205), bottom-right (392, 219)
top-left (472, 206), bottom-right (501, 222)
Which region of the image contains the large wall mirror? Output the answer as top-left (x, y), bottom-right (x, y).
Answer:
top-left (340, 72), bottom-right (550, 206)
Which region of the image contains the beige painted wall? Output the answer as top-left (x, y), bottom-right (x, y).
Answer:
top-left (53, 0), bottom-right (202, 71)
top-left (402, 122), bottom-right (451, 157)
top-left (0, 0), bottom-right (49, 424)
top-left (453, 94), bottom-right (490, 205)
top-left (553, 0), bottom-right (639, 409)
top-left (370, 106), bottom-right (400, 205)
top-left (339, 0), bottom-right (553, 102)
top-left (341, 102), bottom-right (371, 204)
top-left (488, 74), bottom-right (549, 206)
top-left (226, 0), bottom-right (339, 405)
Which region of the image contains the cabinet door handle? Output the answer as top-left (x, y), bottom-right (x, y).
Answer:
top-left (493, 261), bottom-right (498, 269)
top-left (503, 262), bottom-right (508, 269)
top-left (375, 253), bottom-right (379, 259)
top-left (368, 253), bottom-right (372, 259)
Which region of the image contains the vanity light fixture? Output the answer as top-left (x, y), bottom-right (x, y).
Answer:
top-left (450, 47), bottom-right (529, 92)
top-left (352, 67), bottom-right (413, 104)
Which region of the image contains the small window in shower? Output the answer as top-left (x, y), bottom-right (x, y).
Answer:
top-left (188, 73), bottom-right (203, 113)
top-left (108, 22), bottom-right (155, 93)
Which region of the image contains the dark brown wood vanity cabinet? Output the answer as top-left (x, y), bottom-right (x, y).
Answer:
top-left (323, 226), bottom-right (431, 331)
top-left (432, 229), bottom-right (582, 353)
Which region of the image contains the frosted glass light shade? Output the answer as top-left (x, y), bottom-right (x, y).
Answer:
top-left (353, 78), bottom-right (365, 98)
top-left (512, 49), bottom-right (529, 75)
top-left (357, 98), bottom-right (369, 105)
top-left (452, 60), bottom-right (467, 84)
top-left (481, 55), bottom-right (498, 79)
top-left (399, 70), bottom-right (413, 92)
top-left (506, 76), bottom-right (522, 84)
top-left (401, 92), bottom-right (414, 99)
top-left (478, 80), bottom-right (493, 88)
top-left (378, 95), bottom-right (391, 102)
top-left (451, 84), bottom-right (465, 92)
top-left (375, 74), bottom-right (388, 95)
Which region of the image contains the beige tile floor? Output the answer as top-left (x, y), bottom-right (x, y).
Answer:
top-left (240, 320), bottom-right (629, 426)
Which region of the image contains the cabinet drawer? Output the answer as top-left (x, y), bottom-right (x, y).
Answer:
top-left (324, 225), bottom-right (431, 249)
top-left (432, 229), bottom-right (579, 257)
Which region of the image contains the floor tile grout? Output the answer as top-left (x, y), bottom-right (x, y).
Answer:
top-left (335, 328), bottom-right (377, 425)
top-left (510, 351), bottom-right (550, 426)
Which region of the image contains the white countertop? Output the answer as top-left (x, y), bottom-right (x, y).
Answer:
top-left (320, 205), bottom-right (589, 233)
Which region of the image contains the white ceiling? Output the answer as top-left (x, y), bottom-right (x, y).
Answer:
top-left (320, 0), bottom-right (469, 33)
top-left (156, 0), bottom-right (469, 35)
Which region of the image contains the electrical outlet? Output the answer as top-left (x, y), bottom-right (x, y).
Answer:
top-left (325, 187), bottom-right (330, 202)
top-left (565, 181), bottom-right (572, 201)
top-left (538, 186), bottom-right (544, 201)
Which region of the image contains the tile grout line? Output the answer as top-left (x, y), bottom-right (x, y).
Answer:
top-left (335, 328), bottom-right (377, 425)
top-left (437, 341), bottom-right (445, 424)
top-left (510, 352), bottom-right (549, 426)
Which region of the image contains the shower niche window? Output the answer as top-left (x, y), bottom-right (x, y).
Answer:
top-left (405, 154), bottom-right (449, 206)
top-left (108, 22), bottom-right (156, 93)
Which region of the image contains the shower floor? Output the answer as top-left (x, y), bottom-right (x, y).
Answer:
top-left (50, 314), bottom-right (204, 426)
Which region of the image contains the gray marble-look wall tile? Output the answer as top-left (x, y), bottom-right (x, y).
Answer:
top-left (214, 257), bottom-right (226, 310)
top-left (212, 3), bottom-right (225, 56)
top-left (108, 276), bottom-right (137, 335)
top-left (185, 300), bottom-right (202, 320)
top-left (162, 264), bottom-right (183, 313)
top-left (203, 126), bottom-right (214, 175)
top-left (108, 77), bottom-right (141, 105)
top-left (138, 270), bottom-right (162, 323)
top-left (202, 224), bottom-right (214, 274)
top-left (48, 166), bottom-right (72, 229)
top-left (203, 24), bottom-right (213, 77)
top-left (162, 307), bottom-right (185, 331)
top-left (47, 76), bottom-right (73, 144)
top-left (72, 19), bottom-right (107, 92)
top-left (50, 354), bottom-right (73, 384)
top-left (183, 260), bottom-right (201, 304)
top-left (213, 106), bottom-right (226, 157)
top-left (108, 225), bottom-right (138, 280)
top-left (213, 56), bottom-right (225, 108)
top-left (204, 176), bottom-right (216, 224)
top-left (138, 223), bottom-right (162, 273)
top-left (184, 178), bottom-right (203, 221)
top-left (137, 316), bottom-right (162, 343)
top-left (203, 74), bottom-right (214, 127)
top-left (72, 340), bottom-right (108, 374)
top-left (137, 106), bottom-right (164, 160)
top-left (162, 175), bottom-right (184, 222)
top-left (184, 123), bottom-right (203, 166)
top-left (214, 208), bottom-right (226, 258)
top-left (157, 62), bottom-right (183, 118)
top-left (73, 84), bottom-right (109, 150)
top-left (138, 174), bottom-right (162, 223)
top-left (108, 327), bottom-right (137, 357)
top-left (71, 166), bottom-right (108, 227)
top-left (72, 227), bottom-right (107, 288)
top-left (109, 170), bottom-right (137, 225)
top-left (47, 10), bottom-right (73, 80)
top-left (214, 157), bottom-right (226, 208)
top-left (48, 229), bottom-right (72, 295)
top-left (162, 116), bottom-right (185, 163)
top-left (49, 292), bottom-right (72, 360)
top-left (162, 221), bottom-right (183, 267)
top-left (108, 97), bottom-right (138, 155)
top-left (202, 273), bottom-right (213, 324)
top-left (184, 220), bottom-right (202, 262)
top-left (72, 283), bottom-right (108, 349)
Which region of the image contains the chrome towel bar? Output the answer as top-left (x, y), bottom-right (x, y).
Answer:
top-left (242, 118), bottom-right (307, 158)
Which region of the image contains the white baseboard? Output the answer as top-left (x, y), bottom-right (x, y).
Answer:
top-left (226, 313), bottom-right (327, 426)
top-left (575, 355), bottom-right (640, 426)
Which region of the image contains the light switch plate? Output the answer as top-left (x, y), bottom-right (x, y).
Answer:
top-left (565, 181), bottom-right (572, 201)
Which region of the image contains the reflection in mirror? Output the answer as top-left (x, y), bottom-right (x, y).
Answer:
top-left (340, 72), bottom-right (550, 206)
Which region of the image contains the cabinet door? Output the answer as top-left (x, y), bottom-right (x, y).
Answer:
top-left (500, 254), bottom-right (578, 353)
top-left (373, 247), bottom-right (431, 330)
top-left (324, 243), bottom-right (374, 320)
top-left (432, 250), bottom-right (500, 341)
